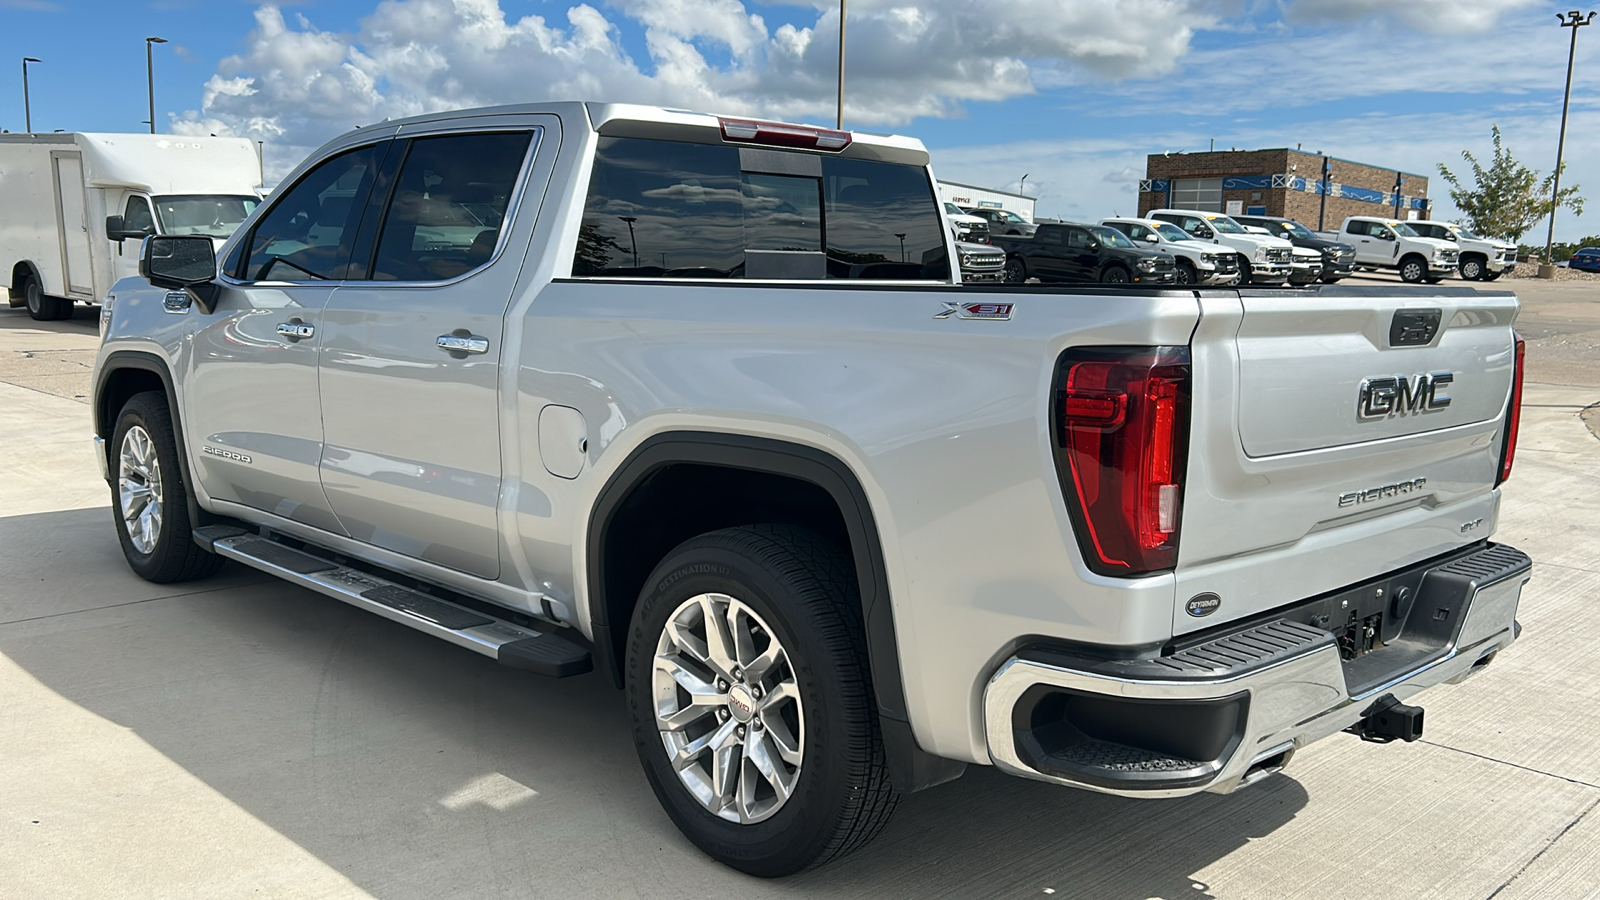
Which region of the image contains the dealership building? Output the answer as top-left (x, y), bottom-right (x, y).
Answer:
top-left (1137, 149), bottom-right (1431, 230)
top-left (937, 180), bottom-right (1036, 221)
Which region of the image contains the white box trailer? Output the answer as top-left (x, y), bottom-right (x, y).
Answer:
top-left (1, 133), bottom-right (262, 320)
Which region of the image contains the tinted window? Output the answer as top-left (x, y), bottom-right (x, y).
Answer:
top-left (1066, 228), bottom-right (1092, 249)
top-left (575, 137), bottom-right (948, 280)
top-left (369, 132), bottom-right (532, 282)
top-left (242, 144), bottom-right (380, 281)
top-left (1346, 221), bottom-right (1368, 236)
top-left (1040, 227), bottom-right (1063, 245)
top-left (123, 196), bottom-right (154, 234)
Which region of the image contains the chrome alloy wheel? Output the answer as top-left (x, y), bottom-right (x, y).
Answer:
top-left (653, 592), bottom-right (803, 824)
top-left (117, 425), bottom-right (164, 555)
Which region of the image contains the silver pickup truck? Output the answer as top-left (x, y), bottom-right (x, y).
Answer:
top-left (91, 102), bottom-right (1531, 877)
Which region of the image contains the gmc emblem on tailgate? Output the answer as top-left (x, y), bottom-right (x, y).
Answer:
top-left (1358, 372), bottom-right (1453, 419)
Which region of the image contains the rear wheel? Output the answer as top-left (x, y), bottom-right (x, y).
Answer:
top-left (1399, 256), bottom-right (1427, 284)
top-left (1174, 259), bottom-right (1197, 285)
top-left (625, 525), bottom-right (897, 877)
top-left (22, 276), bottom-right (69, 321)
top-left (111, 392), bottom-right (224, 583)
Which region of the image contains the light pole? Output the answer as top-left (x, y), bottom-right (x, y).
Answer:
top-left (836, 0), bottom-right (846, 129)
top-left (145, 37), bottom-right (167, 134)
top-left (1542, 10), bottom-right (1595, 276)
top-left (22, 57), bottom-right (40, 132)
top-left (1019, 173), bottom-right (1029, 197)
top-left (618, 216), bottom-right (638, 268)
top-left (1317, 154), bottom-right (1331, 231)
top-left (894, 233), bottom-right (906, 262)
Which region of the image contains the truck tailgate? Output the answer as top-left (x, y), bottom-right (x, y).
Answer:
top-left (1174, 286), bottom-right (1519, 634)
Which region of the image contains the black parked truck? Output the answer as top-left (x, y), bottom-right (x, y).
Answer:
top-left (994, 222), bottom-right (1177, 284)
top-left (1232, 215), bottom-right (1357, 283)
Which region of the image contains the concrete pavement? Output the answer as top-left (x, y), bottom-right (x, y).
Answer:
top-left (1, 303), bottom-right (1598, 899)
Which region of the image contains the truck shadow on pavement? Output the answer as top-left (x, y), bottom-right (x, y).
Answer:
top-left (0, 507), bottom-right (1306, 899)
top-left (0, 305), bottom-right (100, 332)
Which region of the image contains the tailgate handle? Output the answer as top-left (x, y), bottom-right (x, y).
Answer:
top-left (1390, 308), bottom-right (1441, 347)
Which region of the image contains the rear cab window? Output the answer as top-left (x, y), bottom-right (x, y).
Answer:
top-left (573, 136), bottom-right (949, 281)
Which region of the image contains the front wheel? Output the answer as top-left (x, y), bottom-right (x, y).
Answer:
top-left (1002, 258), bottom-right (1026, 284)
top-left (1460, 257), bottom-right (1485, 281)
top-left (625, 525), bottom-right (897, 877)
top-left (1174, 259), bottom-right (1197, 285)
top-left (110, 392), bottom-right (224, 583)
top-left (1101, 265), bottom-right (1129, 284)
top-left (1236, 254), bottom-right (1254, 285)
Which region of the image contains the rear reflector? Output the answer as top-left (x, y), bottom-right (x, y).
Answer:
top-left (1053, 347), bottom-right (1191, 576)
top-left (719, 117), bottom-right (852, 152)
top-left (1496, 333), bottom-right (1525, 486)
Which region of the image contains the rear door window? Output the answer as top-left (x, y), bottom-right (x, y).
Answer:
top-left (574, 136), bottom-right (948, 280)
top-left (368, 131), bottom-right (534, 282)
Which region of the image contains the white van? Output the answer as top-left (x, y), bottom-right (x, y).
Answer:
top-left (1, 133), bottom-right (262, 319)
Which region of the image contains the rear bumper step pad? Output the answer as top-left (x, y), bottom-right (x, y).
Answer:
top-left (195, 528), bottom-right (591, 678)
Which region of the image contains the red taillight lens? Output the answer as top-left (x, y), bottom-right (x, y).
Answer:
top-left (1054, 347), bottom-right (1191, 576)
top-left (718, 117), bottom-right (852, 151)
top-left (1496, 333), bottom-right (1525, 486)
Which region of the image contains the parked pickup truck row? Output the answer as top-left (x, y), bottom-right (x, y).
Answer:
top-left (96, 102), bottom-right (1529, 877)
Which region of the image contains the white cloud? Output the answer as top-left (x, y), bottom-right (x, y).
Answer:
top-left (1282, 0), bottom-right (1541, 34)
top-left (173, 0), bottom-right (1216, 175)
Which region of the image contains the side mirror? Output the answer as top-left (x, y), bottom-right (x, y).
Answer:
top-left (1143, 234), bottom-right (1159, 243)
top-left (104, 215), bottom-right (154, 243)
top-left (140, 235), bottom-right (219, 313)
top-left (1380, 231), bottom-right (1395, 241)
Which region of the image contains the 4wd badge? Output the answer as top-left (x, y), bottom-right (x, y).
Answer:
top-left (935, 301), bottom-right (1014, 321)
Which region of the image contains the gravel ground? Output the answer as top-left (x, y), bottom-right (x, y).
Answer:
top-left (1502, 261), bottom-right (1600, 281)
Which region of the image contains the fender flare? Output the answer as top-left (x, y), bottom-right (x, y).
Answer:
top-left (587, 431), bottom-right (964, 793)
top-left (95, 350), bottom-right (207, 529)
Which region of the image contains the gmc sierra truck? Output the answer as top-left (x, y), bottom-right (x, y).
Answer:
top-left (92, 102), bottom-right (1531, 878)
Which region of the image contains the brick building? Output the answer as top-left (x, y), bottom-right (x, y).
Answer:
top-left (1138, 149), bottom-right (1430, 231)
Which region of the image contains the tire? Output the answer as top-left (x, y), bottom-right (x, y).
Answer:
top-left (110, 392), bottom-right (225, 583)
top-left (1101, 265), bottom-right (1129, 284)
top-left (1236, 254), bottom-right (1254, 285)
top-left (625, 525), bottom-right (897, 877)
top-left (1321, 277), bottom-right (1343, 284)
top-left (1002, 258), bottom-right (1026, 284)
top-left (1175, 259), bottom-right (1197, 285)
top-left (22, 276), bottom-right (69, 321)
top-left (1460, 256), bottom-right (1485, 281)
top-left (1399, 256), bottom-right (1427, 284)
top-left (1484, 270), bottom-right (1504, 281)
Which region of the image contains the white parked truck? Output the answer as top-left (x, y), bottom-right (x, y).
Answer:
top-left (1404, 221), bottom-right (1516, 281)
top-left (92, 102), bottom-right (1531, 877)
top-left (1333, 216), bottom-right (1460, 284)
top-left (1099, 217), bottom-right (1243, 285)
top-left (1147, 208), bottom-right (1294, 285)
top-left (1, 132), bottom-right (261, 320)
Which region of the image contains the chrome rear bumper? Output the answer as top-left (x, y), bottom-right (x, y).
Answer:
top-left (984, 543), bottom-right (1530, 798)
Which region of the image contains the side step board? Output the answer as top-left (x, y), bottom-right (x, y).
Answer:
top-left (193, 526), bottom-right (591, 677)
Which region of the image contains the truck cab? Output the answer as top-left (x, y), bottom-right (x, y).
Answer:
top-left (1099, 217), bottom-right (1241, 285)
top-left (1232, 214), bottom-right (1356, 283)
top-left (1404, 221), bottom-right (1516, 281)
top-left (961, 207), bottom-right (1036, 237)
top-left (943, 203), bottom-right (991, 244)
top-left (1147, 208), bottom-right (1293, 285)
top-left (1339, 216), bottom-right (1459, 284)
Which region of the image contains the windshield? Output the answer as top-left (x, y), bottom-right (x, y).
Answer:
top-left (1391, 222), bottom-right (1420, 237)
top-left (944, 203), bottom-right (964, 215)
top-left (154, 194), bottom-right (260, 239)
top-left (1276, 220), bottom-right (1316, 240)
top-left (1151, 222), bottom-right (1190, 243)
top-left (1091, 225), bottom-right (1135, 248)
top-left (1205, 214), bottom-right (1246, 234)
top-left (997, 210), bottom-right (1026, 224)
top-left (1452, 226), bottom-right (1481, 239)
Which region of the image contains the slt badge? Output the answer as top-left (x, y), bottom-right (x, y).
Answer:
top-left (935, 300), bottom-right (1014, 321)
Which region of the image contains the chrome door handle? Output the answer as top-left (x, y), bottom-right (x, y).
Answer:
top-left (437, 334), bottom-right (489, 354)
top-left (276, 322), bottom-right (315, 340)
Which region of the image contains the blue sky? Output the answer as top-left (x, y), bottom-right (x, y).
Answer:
top-left (3, 0), bottom-right (1596, 240)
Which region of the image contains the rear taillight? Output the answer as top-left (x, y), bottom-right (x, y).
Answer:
top-left (1053, 347), bottom-right (1191, 576)
top-left (718, 117), bottom-right (852, 151)
top-left (1496, 333), bottom-right (1525, 486)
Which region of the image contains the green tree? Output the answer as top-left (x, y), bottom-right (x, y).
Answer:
top-left (1436, 124), bottom-right (1583, 246)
